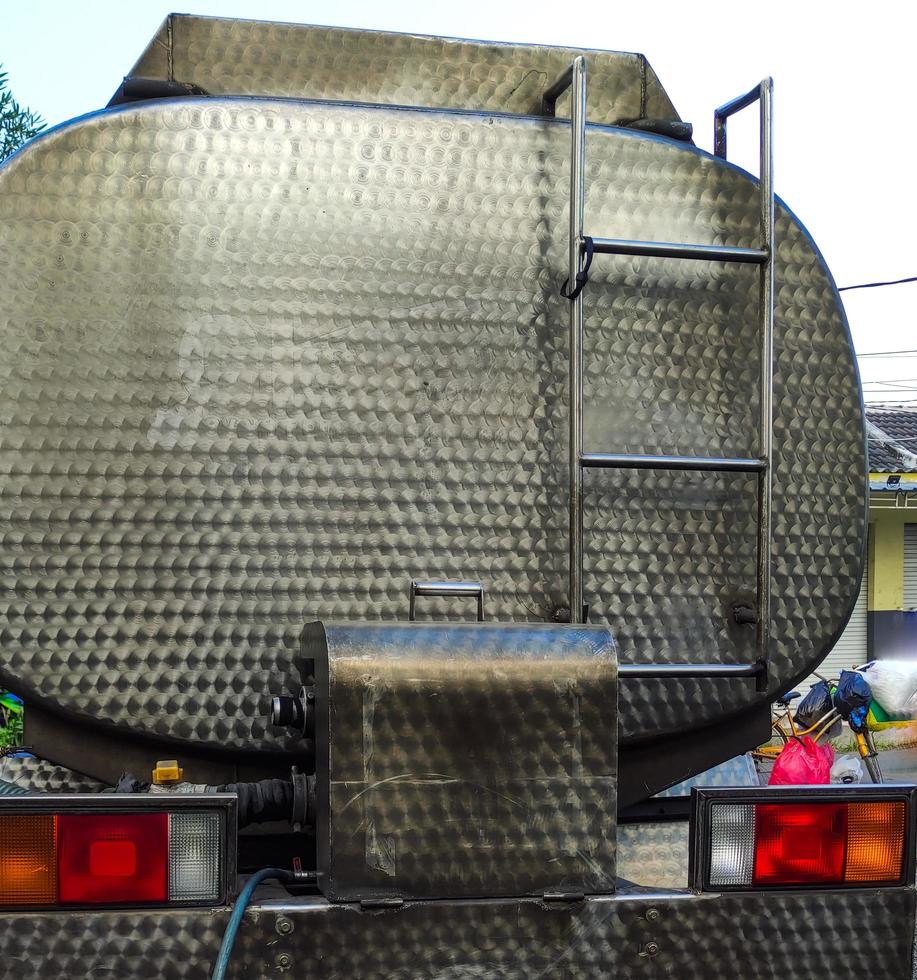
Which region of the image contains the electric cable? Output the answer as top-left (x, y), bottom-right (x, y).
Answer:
top-left (858, 349), bottom-right (917, 358)
top-left (839, 275), bottom-right (917, 292)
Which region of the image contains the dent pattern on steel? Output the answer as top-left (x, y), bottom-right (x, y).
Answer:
top-left (124, 14), bottom-right (679, 126)
top-left (308, 621), bottom-right (616, 900)
top-left (0, 96), bottom-right (865, 755)
top-left (0, 755), bottom-right (106, 794)
top-left (0, 889), bottom-right (910, 978)
top-left (617, 821), bottom-right (689, 889)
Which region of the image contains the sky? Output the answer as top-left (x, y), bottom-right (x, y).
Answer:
top-left (3, 0), bottom-right (917, 404)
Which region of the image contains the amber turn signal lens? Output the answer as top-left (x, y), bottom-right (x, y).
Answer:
top-left (0, 814), bottom-right (57, 905)
top-left (845, 802), bottom-right (906, 883)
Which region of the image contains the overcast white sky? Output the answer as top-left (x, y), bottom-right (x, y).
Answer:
top-left (4, 0), bottom-right (916, 403)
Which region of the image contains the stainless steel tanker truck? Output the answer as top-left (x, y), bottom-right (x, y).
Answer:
top-left (0, 13), bottom-right (911, 979)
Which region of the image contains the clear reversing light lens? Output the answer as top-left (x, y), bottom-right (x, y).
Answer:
top-left (169, 811), bottom-right (221, 902)
top-left (709, 803), bottom-right (754, 886)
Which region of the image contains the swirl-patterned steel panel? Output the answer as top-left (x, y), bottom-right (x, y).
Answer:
top-left (0, 95), bottom-right (865, 760)
top-left (0, 889), bottom-right (910, 978)
top-left (121, 14), bottom-right (679, 126)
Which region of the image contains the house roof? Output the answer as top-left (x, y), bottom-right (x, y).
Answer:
top-left (866, 406), bottom-right (917, 473)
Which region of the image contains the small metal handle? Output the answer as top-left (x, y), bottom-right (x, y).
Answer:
top-left (409, 580), bottom-right (485, 622)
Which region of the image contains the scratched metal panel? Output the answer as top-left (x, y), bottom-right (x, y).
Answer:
top-left (308, 621), bottom-right (616, 900)
top-left (0, 888), bottom-right (911, 978)
top-left (124, 14), bottom-right (679, 125)
top-left (0, 96), bottom-right (865, 762)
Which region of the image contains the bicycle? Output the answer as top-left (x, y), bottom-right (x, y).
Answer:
top-left (753, 681), bottom-right (884, 783)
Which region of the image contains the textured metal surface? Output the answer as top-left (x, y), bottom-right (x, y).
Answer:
top-left (656, 753), bottom-right (759, 798)
top-left (617, 821), bottom-right (689, 888)
top-left (122, 14), bottom-right (679, 126)
top-left (0, 96), bottom-right (865, 761)
top-left (307, 621), bottom-right (616, 900)
top-left (0, 888), bottom-right (912, 978)
top-left (0, 755), bottom-right (107, 793)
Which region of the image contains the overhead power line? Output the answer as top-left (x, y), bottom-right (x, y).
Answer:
top-left (858, 349), bottom-right (917, 358)
top-left (839, 275), bottom-right (917, 292)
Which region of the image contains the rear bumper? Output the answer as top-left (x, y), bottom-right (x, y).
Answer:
top-left (1, 885), bottom-right (913, 978)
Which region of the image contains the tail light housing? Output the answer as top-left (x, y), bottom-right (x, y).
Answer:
top-left (0, 795), bottom-right (236, 909)
top-left (691, 786), bottom-right (916, 891)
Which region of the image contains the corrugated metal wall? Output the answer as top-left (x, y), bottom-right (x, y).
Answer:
top-left (903, 523), bottom-right (917, 609)
top-left (815, 582), bottom-right (868, 682)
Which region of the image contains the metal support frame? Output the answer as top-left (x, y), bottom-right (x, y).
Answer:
top-left (547, 61), bottom-right (774, 688)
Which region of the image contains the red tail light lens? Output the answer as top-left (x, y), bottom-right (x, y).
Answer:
top-left (753, 803), bottom-right (846, 885)
top-left (58, 813), bottom-right (169, 904)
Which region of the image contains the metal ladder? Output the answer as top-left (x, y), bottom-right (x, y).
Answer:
top-left (544, 58), bottom-right (773, 688)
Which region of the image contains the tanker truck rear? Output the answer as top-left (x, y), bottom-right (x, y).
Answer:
top-left (0, 14), bottom-right (910, 979)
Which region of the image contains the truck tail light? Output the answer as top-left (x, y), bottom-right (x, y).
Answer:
top-left (692, 786), bottom-right (915, 891)
top-left (0, 796), bottom-right (235, 908)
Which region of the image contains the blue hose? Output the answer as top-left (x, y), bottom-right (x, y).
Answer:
top-left (211, 867), bottom-right (295, 980)
top-left (0, 778), bottom-right (28, 796)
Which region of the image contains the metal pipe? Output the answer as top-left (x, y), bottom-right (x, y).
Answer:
top-left (542, 64), bottom-right (574, 116)
top-left (756, 78), bottom-right (775, 691)
top-left (580, 453), bottom-right (765, 473)
top-left (591, 238), bottom-right (768, 265)
top-left (568, 56), bottom-right (587, 624)
top-left (619, 663), bottom-right (765, 678)
top-left (713, 83), bottom-right (761, 158)
top-left (410, 580), bottom-right (485, 621)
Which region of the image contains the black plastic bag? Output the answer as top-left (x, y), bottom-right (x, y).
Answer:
top-left (833, 670), bottom-right (872, 733)
top-left (795, 680), bottom-right (834, 730)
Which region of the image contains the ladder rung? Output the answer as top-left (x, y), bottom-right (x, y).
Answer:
top-left (590, 237), bottom-right (768, 265)
top-left (581, 453), bottom-right (765, 473)
top-left (619, 662), bottom-right (764, 679)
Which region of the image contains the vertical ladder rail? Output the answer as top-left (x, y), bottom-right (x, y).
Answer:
top-left (567, 56), bottom-right (587, 624)
top-left (757, 80), bottom-right (775, 693)
top-left (715, 79), bottom-right (775, 690)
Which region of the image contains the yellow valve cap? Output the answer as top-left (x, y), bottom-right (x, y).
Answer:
top-left (152, 760), bottom-right (184, 785)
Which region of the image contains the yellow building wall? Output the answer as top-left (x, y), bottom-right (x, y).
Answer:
top-left (866, 478), bottom-right (917, 613)
top-left (868, 510), bottom-right (906, 611)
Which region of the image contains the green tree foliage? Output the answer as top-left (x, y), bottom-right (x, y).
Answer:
top-left (1, 65), bottom-right (45, 162)
top-left (0, 693), bottom-right (22, 749)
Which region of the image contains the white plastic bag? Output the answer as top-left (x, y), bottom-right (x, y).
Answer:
top-left (904, 689), bottom-right (917, 717)
top-left (856, 659), bottom-right (917, 716)
top-left (830, 754), bottom-right (863, 784)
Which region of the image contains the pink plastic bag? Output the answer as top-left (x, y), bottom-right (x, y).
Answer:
top-left (768, 736), bottom-right (834, 785)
